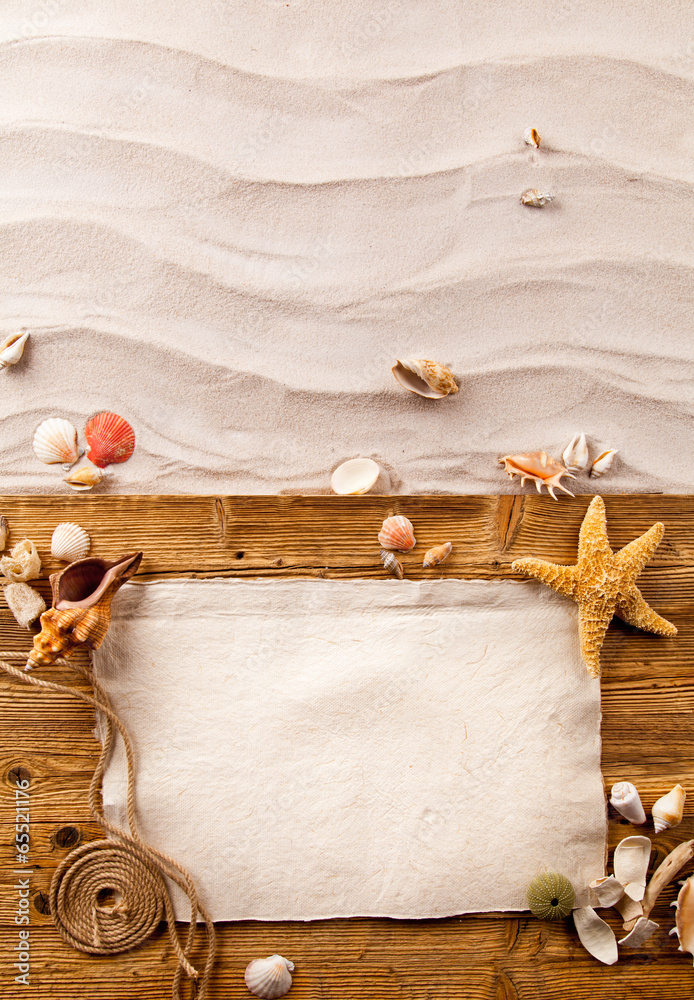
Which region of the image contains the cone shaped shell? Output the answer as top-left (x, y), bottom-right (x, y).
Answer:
top-left (51, 523), bottom-right (91, 562)
top-left (523, 127), bottom-right (541, 147)
top-left (64, 466), bottom-right (104, 491)
top-left (610, 781), bottom-right (647, 825)
top-left (423, 541), bottom-right (452, 568)
top-left (613, 835), bottom-right (652, 901)
top-left (590, 449), bottom-right (618, 478)
top-left (392, 358), bottom-right (458, 398)
top-left (526, 871), bottom-right (574, 920)
top-left (244, 955), bottom-right (294, 999)
top-left (652, 784), bottom-right (686, 834)
top-left (331, 458), bottom-right (380, 495)
top-left (33, 418), bottom-right (80, 466)
top-left (573, 906), bottom-right (618, 964)
top-left (0, 539), bottom-right (41, 583)
top-left (380, 549), bottom-right (404, 579)
top-left (378, 515), bottom-right (416, 552)
top-left (85, 411), bottom-right (135, 467)
top-left (0, 330), bottom-right (29, 369)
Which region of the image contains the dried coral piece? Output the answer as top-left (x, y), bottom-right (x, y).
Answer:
top-left (3, 583), bottom-right (46, 629)
top-left (423, 542), bottom-right (452, 568)
top-left (392, 359), bottom-right (458, 399)
top-left (591, 449), bottom-right (618, 478)
top-left (378, 515), bottom-right (416, 552)
top-left (85, 411), bottom-right (135, 467)
top-left (380, 549), bottom-right (404, 580)
top-left (33, 417), bottom-right (80, 467)
top-left (670, 875), bottom-right (694, 962)
top-left (652, 784), bottom-right (686, 834)
top-left (572, 906), bottom-right (618, 964)
top-left (500, 450), bottom-right (575, 500)
top-left (526, 871), bottom-right (574, 920)
top-left (520, 188), bottom-right (554, 207)
top-left (609, 781), bottom-right (647, 825)
top-left (512, 495), bottom-right (677, 677)
top-left (523, 127), bottom-right (541, 148)
top-left (0, 330), bottom-right (29, 369)
top-left (244, 954), bottom-right (294, 999)
top-left (0, 539), bottom-right (41, 583)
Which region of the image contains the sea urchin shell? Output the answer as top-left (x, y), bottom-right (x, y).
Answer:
top-left (85, 412), bottom-right (135, 468)
top-left (526, 871), bottom-right (575, 920)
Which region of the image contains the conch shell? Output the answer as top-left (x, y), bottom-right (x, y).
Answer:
top-left (64, 465), bottom-right (104, 491)
top-left (609, 781), bottom-right (647, 825)
top-left (27, 552), bottom-right (142, 670)
top-left (590, 449), bottom-right (618, 478)
top-left (670, 875), bottom-right (694, 962)
top-left (523, 127), bottom-right (541, 148)
top-left (392, 359), bottom-right (458, 399)
top-left (499, 451), bottom-right (575, 500)
top-left (652, 784), bottom-right (686, 834)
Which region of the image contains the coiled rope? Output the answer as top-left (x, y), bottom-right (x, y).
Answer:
top-left (0, 651), bottom-right (216, 999)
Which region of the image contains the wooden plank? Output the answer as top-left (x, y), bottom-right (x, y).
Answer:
top-left (1, 494), bottom-right (693, 998)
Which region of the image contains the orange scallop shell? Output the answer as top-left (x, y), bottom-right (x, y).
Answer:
top-left (85, 412), bottom-right (135, 468)
top-left (378, 515), bottom-right (416, 552)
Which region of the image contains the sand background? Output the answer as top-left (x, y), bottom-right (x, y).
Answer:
top-left (1, 1), bottom-right (693, 495)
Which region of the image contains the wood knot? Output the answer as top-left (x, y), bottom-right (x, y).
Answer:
top-left (33, 891), bottom-right (51, 915)
top-left (7, 765), bottom-right (30, 787)
top-left (52, 825), bottom-right (81, 850)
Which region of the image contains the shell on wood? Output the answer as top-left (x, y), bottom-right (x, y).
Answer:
top-left (0, 515), bottom-right (8, 551)
top-left (520, 188), bottom-right (554, 207)
top-left (64, 466), bottom-right (104, 491)
top-left (523, 127), bottom-right (541, 148)
top-left (652, 784), bottom-right (686, 834)
top-left (392, 358), bottom-right (458, 399)
top-left (613, 835), bottom-right (652, 902)
top-left (33, 417), bottom-right (80, 467)
top-left (380, 549), bottom-right (404, 580)
top-left (0, 539), bottom-right (41, 583)
top-left (562, 432), bottom-right (590, 472)
top-left (619, 915), bottom-right (659, 947)
top-left (3, 582), bottom-right (46, 629)
top-left (589, 875), bottom-right (625, 908)
top-left (244, 954), bottom-right (294, 999)
top-left (609, 781), bottom-right (647, 825)
top-left (85, 411), bottom-right (135, 468)
top-left (526, 871), bottom-right (575, 920)
top-left (330, 458), bottom-right (380, 495)
top-left (499, 451), bottom-right (575, 500)
top-left (51, 523), bottom-right (91, 562)
top-left (590, 449), bottom-right (618, 478)
top-left (26, 552), bottom-right (142, 669)
top-left (423, 541), bottom-right (452, 568)
top-left (0, 330), bottom-right (29, 369)
top-left (573, 906), bottom-right (618, 964)
top-left (378, 515), bottom-right (416, 552)
top-left (670, 875), bottom-right (694, 962)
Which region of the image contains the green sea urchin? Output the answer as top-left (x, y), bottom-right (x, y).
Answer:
top-left (526, 871), bottom-right (575, 920)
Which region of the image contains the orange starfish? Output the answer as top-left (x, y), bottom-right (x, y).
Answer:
top-left (512, 495), bottom-right (677, 677)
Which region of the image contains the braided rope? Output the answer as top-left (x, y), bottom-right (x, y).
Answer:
top-left (0, 652), bottom-right (216, 1000)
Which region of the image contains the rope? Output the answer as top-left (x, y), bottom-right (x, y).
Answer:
top-left (0, 651), bottom-right (217, 1000)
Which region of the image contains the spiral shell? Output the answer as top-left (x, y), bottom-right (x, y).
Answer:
top-left (0, 539), bottom-right (41, 583)
top-left (85, 411), bottom-right (135, 468)
top-left (652, 784), bottom-right (686, 834)
top-left (526, 871), bottom-right (575, 920)
top-left (670, 875), bottom-right (694, 961)
top-left (33, 417), bottom-right (80, 467)
top-left (392, 358), bottom-right (458, 399)
top-left (51, 523), bottom-right (91, 562)
top-left (0, 330), bottom-right (29, 369)
top-left (609, 781), bottom-right (647, 825)
top-left (523, 127), bottom-right (541, 148)
top-left (378, 515), bottom-right (416, 552)
top-left (423, 542), bottom-right (452, 568)
top-left (380, 549), bottom-right (404, 580)
top-left (520, 188), bottom-right (554, 207)
top-left (590, 449), bottom-right (618, 478)
top-left (64, 466), bottom-right (104, 491)
top-left (244, 954), bottom-right (294, 999)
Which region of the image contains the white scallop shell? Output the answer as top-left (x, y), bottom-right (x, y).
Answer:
top-left (0, 538), bottom-right (41, 583)
top-left (590, 449), bottom-right (618, 478)
top-left (523, 127), bottom-right (541, 148)
top-left (63, 466), bottom-right (104, 491)
top-left (0, 331), bottom-right (29, 369)
top-left (520, 188), bottom-right (554, 207)
top-left (244, 954), bottom-right (294, 999)
top-left (331, 458), bottom-right (380, 495)
top-left (51, 522), bottom-right (91, 562)
top-left (562, 432), bottom-right (590, 473)
top-left (33, 417), bottom-right (80, 467)
top-left (609, 781), bottom-right (647, 825)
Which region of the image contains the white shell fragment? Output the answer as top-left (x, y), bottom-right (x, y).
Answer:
top-left (572, 906), bottom-right (618, 965)
top-left (3, 582), bottom-right (46, 629)
top-left (615, 893), bottom-right (644, 924)
top-left (63, 466), bottom-right (104, 491)
top-left (51, 523), bottom-right (91, 562)
top-left (33, 417), bottom-right (80, 467)
top-left (0, 539), bottom-right (42, 583)
top-left (618, 916), bottom-right (659, 947)
top-left (609, 781), bottom-right (647, 825)
top-left (652, 784), bottom-right (686, 834)
top-left (520, 188), bottom-right (554, 207)
top-left (613, 835), bottom-right (652, 902)
top-left (589, 875), bottom-right (625, 908)
top-left (0, 330), bottom-right (29, 369)
top-left (523, 127), bottom-right (541, 148)
top-left (590, 449), bottom-right (618, 478)
top-left (562, 432), bottom-right (590, 473)
top-left (0, 515), bottom-right (8, 551)
top-left (392, 358), bottom-right (458, 399)
top-left (330, 458), bottom-right (380, 495)
top-left (380, 549), bottom-right (404, 580)
top-left (244, 954), bottom-right (294, 999)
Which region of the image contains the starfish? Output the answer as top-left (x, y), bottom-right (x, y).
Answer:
top-left (512, 495), bottom-right (677, 677)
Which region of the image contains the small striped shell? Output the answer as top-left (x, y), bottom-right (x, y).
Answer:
top-left (526, 871), bottom-right (575, 920)
top-left (33, 418), bottom-right (80, 467)
top-left (378, 515), bottom-right (416, 552)
top-left (0, 539), bottom-right (41, 583)
top-left (85, 411), bottom-right (135, 468)
top-left (523, 127), bottom-right (541, 148)
top-left (244, 954), bottom-right (294, 999)
top-left (392, 358), bottom-right (458, 399)
top-left (0, 330), bottom-right (29, 369)
top-left (380, 549), bottom-right (404, 579)
top-left (423, 542), bottom-right (452, 568)
top-left (51, 523), bottom-right (91, 562)
top-left (64, 466), bottom-right (105, 491)
top-left (520, 188), bottom-right (554, 207)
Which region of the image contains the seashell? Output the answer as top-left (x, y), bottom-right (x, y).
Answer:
top-left (380, 549), bottom-right (404, 580)
top-left (590, 449), bottom-right (618, 478)
top-left (669, 875), bottom-right (694, 962)
top-left (244, 954), bottom-right (294, 999)
top-left (51, 523), bottom-right (91, 562)
top-left (619, 915), bottom-right (659, 947)
top-left (0, 515), bottom-right (8, 551)
top-left (391, 358), bottom-right (458, 399)
top-left (615, 892), bottom-right (644, 925)
top-left (63, 466), bottom-right (104, 491)
top-left (331, 458), bottom-right (380, 495)
top-left (3, 582), bottom-right (46, 629)
top-left (572, 906), bottom-right (618, 964)
top-left (609, 781), bottom-right (647, 825)
top-left (526, 871), bottom-right (575, 920)
top-left (0, 539), bottom-right (41, 583)
top-left (562, 432), bottom-right (590, 473)
top-left (613, 835), bottom-right (652, 902)
top-left (85, 411), bottom-right (135, 467)
top-left (520, 188), bottom-right (554, 207)
top-left (0, 330), bottom-right (29, 369)
top-left (499, 451), bottom-right (575, 500)
top-left (621, 840), bottom-right (694, 935)
top-left (27, 552), bottom-right (142, 669)
top-left (589, 875), bottom-right (625, 908)
top-left (378, 515), bottom-right (416, 552)
top-left (33, 417), bottom-right (80, 467)
top-left (523, 127), bottom-right (541, 148)
top-left (652, 784), bottom-right (686, 834)
top-left (423, 541), bottom-right (452, 568)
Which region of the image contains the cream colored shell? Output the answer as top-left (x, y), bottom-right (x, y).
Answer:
top-left (609, 781), bottom-right (647, 825)
top-left (0, 331), bottom-right (29, 369)
top-left (0, 538), bottom-right (41, 583)
top-left (330, 458), bottom-right (380, 495)
top-left (613, 835), bottom-right (652, 901)
top-left (63, 466), bottom-right (104, 491)
top-left (652, 784), bottom-right (686, 834)
top-left (520, 188), bottom-right (554, 207)
top-left (51, 522), bottom-right (91, 562)
top-left (572, 906), bottom-right (618, 964)
top-left (244, 954), bottom-right (294, 999)
top-left (392, 358), bottom-right (458, 399)
top-left (33, 417), bottom-right (80, 467)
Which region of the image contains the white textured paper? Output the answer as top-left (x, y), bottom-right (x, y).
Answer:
top-left (94, 578), bottom-right (606, 921)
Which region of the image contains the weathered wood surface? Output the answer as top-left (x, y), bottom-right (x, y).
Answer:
top-left (0, 494), bottom-right (693, 998)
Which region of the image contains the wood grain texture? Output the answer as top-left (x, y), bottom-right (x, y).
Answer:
top-left (0, 494), bottom-right (693, 998)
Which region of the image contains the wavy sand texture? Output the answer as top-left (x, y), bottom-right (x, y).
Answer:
top-left (0, 2), bottom-right (693, 493)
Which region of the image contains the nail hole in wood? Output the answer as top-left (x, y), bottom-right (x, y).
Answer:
top-left (236, 551), bottom-right (244, 559)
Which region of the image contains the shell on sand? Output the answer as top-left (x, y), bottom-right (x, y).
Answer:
top-left (523, 127), bottom-right (541, 148)
top-left (51, 523), bottom-right (91, 562)
top-left (0, 330), bottom-right (29, 369)
top-left (520, 188), bottom-right (554, 207)
top-left (590, 449), bottom-right (618, 478)
top-left (392, 358), bottom-right (458, 399)
top-left (562, 432), bottom-right (590, 472)
top-left (499, 450), bottom-right (575, 500)
top-left (64, 466), bottom-right (104, 491)
top-left (33, 417), bottom-right (80, 467)
top-left (85, 411), bottom-right (135, 467)
top-left (378, 515), bottom-right (416, 552)
top-left (244, 955), bottom-right (294, 999)
top-left (331, 458), bottom-right (380, 495)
